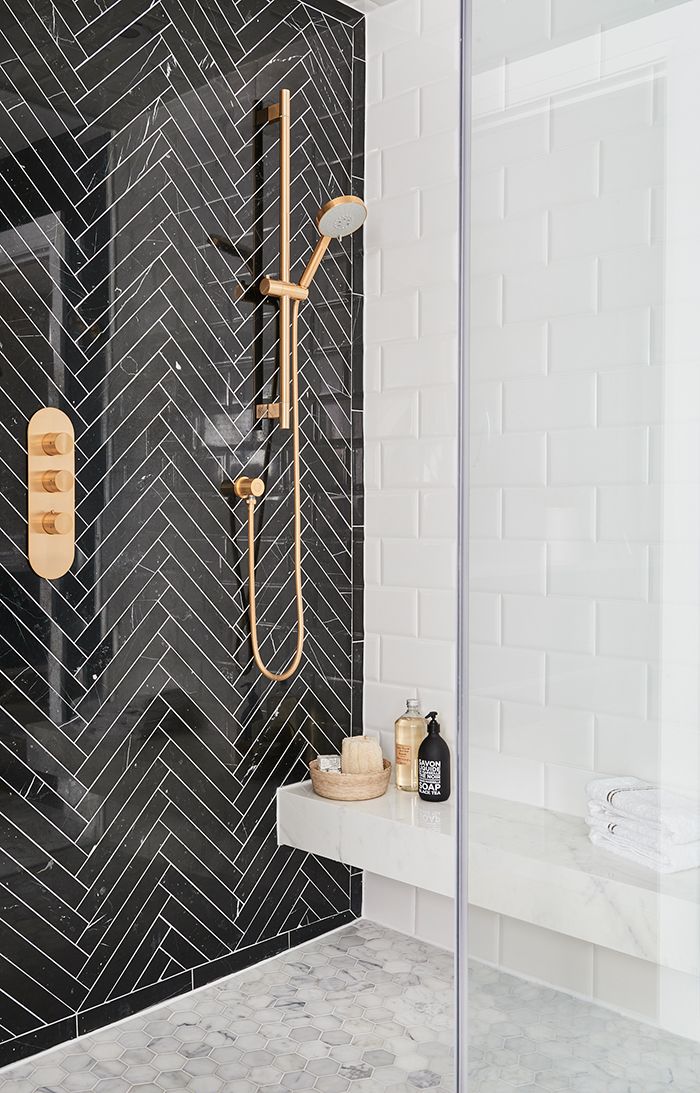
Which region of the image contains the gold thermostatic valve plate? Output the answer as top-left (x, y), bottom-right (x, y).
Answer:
top-left (28, 407), bottom-right (75, 580)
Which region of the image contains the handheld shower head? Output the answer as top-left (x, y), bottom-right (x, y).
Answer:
top-left (300, 194), bottom-right (367, 290)
top-left (316, 194), bottom-right (367, 239)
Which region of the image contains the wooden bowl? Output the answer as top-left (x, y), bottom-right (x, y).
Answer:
top-left (309, 758), bottom-right (392, 802)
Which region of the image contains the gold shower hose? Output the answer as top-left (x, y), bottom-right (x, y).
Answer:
top-left (246, 299), bottom-right (304, 681)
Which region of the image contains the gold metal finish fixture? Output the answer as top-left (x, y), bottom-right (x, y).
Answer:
top-left (42, 511), bottom-right (72, 536)
top-left (233, 476), bottom-right (265, 499)
top-left (28, 407), bottom-right (76, 580)
top-left (257, 87), bottom-right (293, 430)
top-left (42, 469), bottom-right (73, 494)
top-left (259, 277), bottom-right (308, 302)
top-left (241, 88), bottom-right (368, 681)
top-left (42, 431), bottom-right (72, 456)
top-left (245, 300), bottom-right (304, 682)
top-left (257, 101), bottom-right (282, 124)
top-left (316, 194), bottom-right (367, 232)
top-left (298, 237), bottom-right (331, 291)
top-left (298, 196), bottom-right (367, 291)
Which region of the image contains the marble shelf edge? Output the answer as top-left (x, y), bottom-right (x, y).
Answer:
top-left (469, 841), bottom-right (700, 977)
top-left (277, 781), bottom-right (456, 898)
top-left (278, 783), bottom-right (700, 977)
top-left (469, 793), bottom-right (700, 977)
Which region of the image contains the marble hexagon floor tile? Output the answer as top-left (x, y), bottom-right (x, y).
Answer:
top-left (0, 921), bottom-right (455, 1093)
top-left (1, 920), bottom-right (699, 1092)
top-left (469, 961), bottom-right (700, 1092)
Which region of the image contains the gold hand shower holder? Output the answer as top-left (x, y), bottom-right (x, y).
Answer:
top-left (235, 87), bottom-right (367, 681)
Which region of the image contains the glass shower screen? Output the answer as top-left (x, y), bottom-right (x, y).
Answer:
top-left (461, 0), bottom-right (700, 1087)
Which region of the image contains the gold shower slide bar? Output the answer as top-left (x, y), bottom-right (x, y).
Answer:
top-left (239, 86), bottom-right (368, 681)
top-left (258, 88), bottom-right (292, 429)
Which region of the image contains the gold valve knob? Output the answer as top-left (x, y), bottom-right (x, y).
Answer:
top-left (233, 476), bottom-right (265, 499)
top-left (41, 469), bottom-right (73, 494)
top-left (42, 432), bottom-right (72, 456)
top-left (42, 511), bottom-right (72, 536)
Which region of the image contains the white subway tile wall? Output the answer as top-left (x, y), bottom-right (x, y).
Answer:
top-left (352, 0), bottom-right (700, 1043)
top-left (356, 0), bottom-right (461, 762)
top-left (363, 873), bottom-right (455, 951)
top-left (349, 0), bottom-right (461, 971)
top-left (467, 2), bottom-right (700, 818)
top-left (467, 901), bottom-right (700, 1041)
top-left (352, 0), bottom-right (700, 1049)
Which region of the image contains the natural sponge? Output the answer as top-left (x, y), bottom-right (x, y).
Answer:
top-left (341, 735), bottom-right (384, 775)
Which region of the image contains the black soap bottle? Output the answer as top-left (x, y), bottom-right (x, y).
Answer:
top-left (418, 711), bottom-right (451, 802)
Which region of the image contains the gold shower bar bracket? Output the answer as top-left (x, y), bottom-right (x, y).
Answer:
top-left (27, 407), bottom-right (75, 580)
top-left (256, 102), bottom-right (282, 124)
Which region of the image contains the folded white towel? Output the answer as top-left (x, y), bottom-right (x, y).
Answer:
top-left (586, 778), bottom-right (700, 845)
top-left (587, 802), bottom-right (686, 848)
top-left (586, 812), bottom-right (663, 852)
top-left (589, 829), bottom-right (700, 874)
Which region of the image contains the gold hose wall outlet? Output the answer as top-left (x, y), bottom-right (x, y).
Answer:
top-left (28, 407), bottom-right (75, 580)
top-left (233, 476), bottom-right (265, 499)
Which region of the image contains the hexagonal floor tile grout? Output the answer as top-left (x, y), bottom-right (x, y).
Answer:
top-left (1, 919), bottom-right (698, 1092)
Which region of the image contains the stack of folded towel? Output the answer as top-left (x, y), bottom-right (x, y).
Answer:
top-left (586, 777), bottom-right (700, 874)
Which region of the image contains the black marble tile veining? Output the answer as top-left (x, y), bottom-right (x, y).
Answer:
top-left (0, 0), bottom-right (364, 1067)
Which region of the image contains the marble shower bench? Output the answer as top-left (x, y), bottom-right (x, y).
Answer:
top-left (277, 781), bottom-right (456, 897)
top-left (277, 785), bottom-right (700, 975)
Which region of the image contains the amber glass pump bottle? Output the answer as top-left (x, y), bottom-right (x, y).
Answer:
top-left (394, 698), bottom-right (423, 792)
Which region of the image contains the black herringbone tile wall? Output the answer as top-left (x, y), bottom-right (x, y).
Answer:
top-left (0, 0), bottom-right (364, 1066)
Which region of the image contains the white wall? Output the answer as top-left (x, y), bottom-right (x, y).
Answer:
top-left (353, 0), bottom-right (698, 819)
top-left (363, 872), bottom-right (455, 952)
top-left (468, 0), bottom-right (700, 1041)
top-left (349, 0), bottom-right (700, 1044)
top-left (355, 0), bottom-right (461, 756)
top-left (469, 53), bottom-right (660, 815)
top-left (342, 0), bottom-right (461, 953)
top-left (469, 1), bottom-right (700, 819)
top-left (471, 905), bottom-right (700, 1043)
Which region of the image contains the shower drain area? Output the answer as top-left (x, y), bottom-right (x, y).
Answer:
top-left (1, 921), bottom-right (699, 1092)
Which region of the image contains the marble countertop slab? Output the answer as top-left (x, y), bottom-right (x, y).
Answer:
top-left (470, 793), bottom-right (700, 977)
top-left (470, 792), bottom-right (700, 900)
top-left (277, 781), bottom-right (456, 898)
top-left (277, 783), bottom-right (700, 974)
